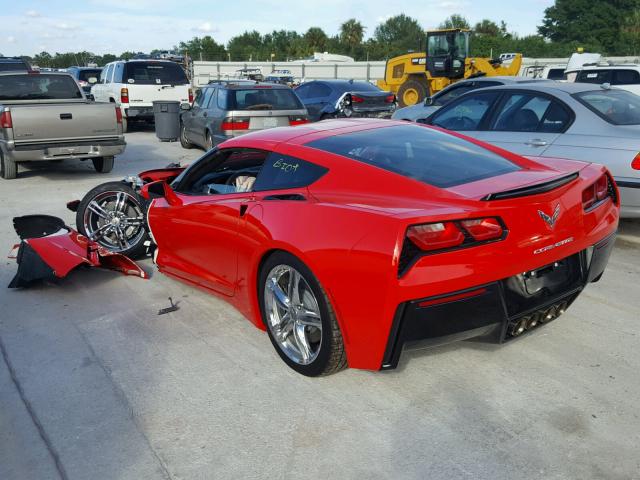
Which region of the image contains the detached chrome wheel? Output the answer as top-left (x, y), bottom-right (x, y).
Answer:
top-left (259, 252), bottom-right (347, 376)
top-left (76, 182), bottom-right (149, 258)
top-left (264, 265), bottom-right (323, 365)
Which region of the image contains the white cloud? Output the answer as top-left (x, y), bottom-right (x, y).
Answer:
top-left (193, 21), bottom-right (217, 33)
top-left (55, 23), bottom-right (76, 31)
top-left (25, 9), bottom-right (41, 18)
top-left (7, 35), bottom-right (16, 43)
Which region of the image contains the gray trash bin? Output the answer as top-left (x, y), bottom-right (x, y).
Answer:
top-left (152, 100), bottom-right (181, 142)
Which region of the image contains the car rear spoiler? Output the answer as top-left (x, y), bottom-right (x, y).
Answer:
top-left (481, 172), bottom-right (579, 201)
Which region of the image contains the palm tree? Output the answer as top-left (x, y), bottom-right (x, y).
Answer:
top-left (340, 19), bottom-right (365, 49)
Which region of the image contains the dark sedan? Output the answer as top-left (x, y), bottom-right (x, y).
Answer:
top-left (294, 80), bottom-right (396, 121)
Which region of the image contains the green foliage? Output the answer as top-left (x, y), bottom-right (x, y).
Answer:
top-left (373, 14), bottom-right (424, 58)
top-left (539, 0), bottom-right (640, 54)
top-left (439, 14), bottom-right (471, 30)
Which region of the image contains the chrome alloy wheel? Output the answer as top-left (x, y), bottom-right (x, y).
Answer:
top-left (264, 265), bottom-right (323, 365)
top-left (82, 190), bottom-right (145, 252)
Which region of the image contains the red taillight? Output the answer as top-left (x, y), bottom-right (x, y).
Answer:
top-left (350, 94), bottom-right (365, 103)
top-left (289, 116), bottom-right (309, 126)
top-left (582, 174), bottom-right (612, 210)
top-left (632, 153), bottom-right (640, 170)
top-left (221, 117), bottom-right (250, 131)
top-left (460, 218), bottom-right (504, 242)
top-left (114, 106), bottom-right (122, 124)
top-left (0, 111), bottom-right (12, 129)
top-left (385, 94), bottom-right (396, 103)
top-left (406, 217), bottom-right (505, 254)
top-left (120, 88), bottom-right (129, 104)
top-left (188, 88), bottom-right (194, 104)
top-left (407, 222), bottom-right (465, 252)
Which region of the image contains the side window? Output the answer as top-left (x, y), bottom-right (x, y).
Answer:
top-left (104, 64), bottom-right (114, 84)
top-left (192, 88), bottom-right (206, 108)
top-left (613, 69), bottom-right (640, 85)
top-left (206, 88), bottom-right (217, 108)
top-left (429, 92), bottom-right (499, 131)
top-left (493, 93), bottom-right (569, 133)
top-left (294, 84), bottom-right (311, 99)
top-left (434, 84), bottom-right (476, 106)
top-left (113, 63), bottom-right (124, 83)
top-left (100, 65), bottom-right (111, 84)
top-left (308, 83), bottom-right (331, 98)
top-left (201, 88), bottom-right (215, 108)
top-left (253, 153), bottom-right (327, 191)
top-left (176, 148), bottom-right (268, 195)
top-left (217, 88), bottom-right (228, 109)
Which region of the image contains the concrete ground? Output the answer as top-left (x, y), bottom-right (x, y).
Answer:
top-left (1, 128), bottom-right (639, 480)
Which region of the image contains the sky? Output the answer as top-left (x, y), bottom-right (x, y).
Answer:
top-left (1, 0), bottom-right (554, 56)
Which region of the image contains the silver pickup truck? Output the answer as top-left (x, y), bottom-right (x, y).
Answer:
top-left (0, 72), bottom-right (126, 179)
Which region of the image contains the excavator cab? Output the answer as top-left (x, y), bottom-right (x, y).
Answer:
top-left (426, 29), bottom-right (470, 80)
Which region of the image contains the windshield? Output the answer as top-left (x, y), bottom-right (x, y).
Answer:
top-left (307, 124), bottom-right (520, 188)
top-left (0, 74), bottom-right (82, 100)
top-left (574, 89), bottom-right (640, 125)
top-left (225, 88), bottom-right (304, 111)
top-left (123, 62), bottom-right (188, 85)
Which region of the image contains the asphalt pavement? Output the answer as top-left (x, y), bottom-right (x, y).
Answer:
top-left (1, 127), bottom-right (639, 480)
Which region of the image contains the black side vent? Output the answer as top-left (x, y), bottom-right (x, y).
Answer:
top-left (481, 172), bottom-right (579, 201)
top-left (398, 237), bottom-right (421, 277)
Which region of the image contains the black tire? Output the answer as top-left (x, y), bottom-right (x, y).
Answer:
top-left (397, 78), bottom-right (429, 107)
top-left (0, 150), bottom-right (17, 179)
top-left (259, 251), bottom-right (347, 376)
top-left (92, 156), bottom-right (114, 173)
top-left (180, 123), bottom-right (194, 149)
top-left (121, 116), bottom-right (128, 133)
top-left (76, 181), bottom-right (149, 258)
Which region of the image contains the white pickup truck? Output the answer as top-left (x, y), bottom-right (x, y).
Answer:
top-left (92, 59), bottom-right (192, 132)
top-left (0, 72), bottom-right (125, 179)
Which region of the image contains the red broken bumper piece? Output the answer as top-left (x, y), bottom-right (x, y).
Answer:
top-left (8, 215), bottom-right (148, 288)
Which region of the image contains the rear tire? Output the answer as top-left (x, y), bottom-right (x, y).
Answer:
top-left (121, 116), bottom-right (128, 133)
top-left (76, 181), bottom-right (149, 258)
top-left (259, 251), bottom-right (347, 376)
top-left (92, 156), bottom-right (114, 173)
top-left (0, 150), bottom-right (17, 179)
top-left (180, 123), bottom-right (194, 149)
top-left (397, 78), bottom-right (429, 107)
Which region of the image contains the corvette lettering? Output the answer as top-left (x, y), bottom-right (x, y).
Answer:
top-left (533, 237), bottom-right (574, 254)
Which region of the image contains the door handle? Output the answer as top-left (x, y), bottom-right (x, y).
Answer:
top-left (525, 139), bottom-right (548, 147)
top-left (203, 112), bottom-right (208, 118)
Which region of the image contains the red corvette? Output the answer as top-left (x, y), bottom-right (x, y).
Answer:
top-left (10, 119), bottom-right (619, 376)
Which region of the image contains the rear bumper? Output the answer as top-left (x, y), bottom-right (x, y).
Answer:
top-left (616, 177), bottom-right (640, 218)
top-left (3, 138), bottom-right (126, 162)
top-left (124, 106), bottom-right (154, 119)
top-left (381, 233), bottom-right (616, 369)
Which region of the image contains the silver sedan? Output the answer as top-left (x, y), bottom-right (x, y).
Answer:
top-left (417, 82), bottom-right (640, 218)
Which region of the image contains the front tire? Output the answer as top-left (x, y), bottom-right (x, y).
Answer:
top-left (76, 181), bottom-right (149, 258)
top-left (180, 123), bottom-right (194, 149)
top-left (259, 251), bottom-right (347, 376)
top-left (397, 78), bottom-right (429, 107)
top-left (0, 150), bottom-right (17, 179)
top-left (92, 156), bottom-right (114, 173)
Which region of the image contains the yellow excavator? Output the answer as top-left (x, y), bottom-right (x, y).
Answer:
top-left (377, 29), bottom-right (522, 107)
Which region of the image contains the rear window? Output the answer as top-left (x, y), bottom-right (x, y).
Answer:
top-left (78, 69), bottom-right (102, 82)
top-left (307, 124), bottom-right (520, 188)
top-left (225, 88), bottom-right (304, 111)
top-left (547, 68), bottom-right (566, 80)
top-left (0, 74), bottom-right (82, 100)
top-left (576, 70), bottom-right (611, 84)
top-left (122, 62), bottom-right (188, 85)
top-left (0, 60), bottom-right (29, 72)
top-left (573, 89), bottom-right (640, 125)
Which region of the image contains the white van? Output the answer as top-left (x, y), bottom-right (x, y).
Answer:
top-left (567, 64), bottom-right (640, 96)
top-left (92, 59), bottom-right (192, 132)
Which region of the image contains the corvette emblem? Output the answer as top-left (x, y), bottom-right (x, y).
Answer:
top-left (538, 204), bottom-right (561, 229)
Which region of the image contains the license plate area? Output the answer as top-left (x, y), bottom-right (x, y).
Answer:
top-left (250, 117), bottom-right (281, 129)
top-left (46, 146), bottom-right (91, 156)
top-left (501, 253), bottom-right (583, 317)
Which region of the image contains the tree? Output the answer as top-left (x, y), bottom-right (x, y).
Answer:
top-left (227, 30), bottom-right (264, 61)
top-left (304, 27), bottom-right (328, 53)
top-left (340, 19), bottom-right (365, 49)
top-left (373, 14), bottom-right (424, 58)
top-left (539, 0), bottom-right (640, 54)
top-left (438, 14), bottom-right (470, 30)
top-left (200, 36), bottom-right (226, 61)
top-left (474, 19), bottom-right (500, 37)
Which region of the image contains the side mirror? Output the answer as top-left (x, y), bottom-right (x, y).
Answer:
top-left (424, 96), bottom-right (433, 106)
top-left (180, 103), bottom-right (192, 110)
top-left (140, 180), bottom-right (182, 206)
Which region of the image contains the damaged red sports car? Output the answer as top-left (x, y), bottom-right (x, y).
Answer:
top-left (10, 119), bottom-right (619, 376)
